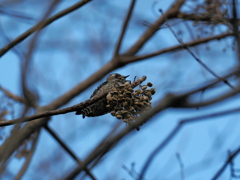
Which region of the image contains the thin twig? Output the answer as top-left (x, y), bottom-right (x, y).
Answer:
top-left (14, 131), bottom-right (40, 180)
top-left (159, 9), bottom-right (234, 89)
top-left (64, 72), bottom-right (240, 179)
top-left (0, 93), bottom-right (107, 127)
top-left (176, 153), bottom-right (185, 180)
top-left (80, 122), bottom-right (122, 180)
top-left (0, 76), bottom-right (146, 127)
top-left (0, 0), bottom-right (92, 57)
top-left (125, 0), bottom-right (186, 56)
top-left (0, 8), bottom-right (35, 21)
top-left (44, 125), bottom-right (96, 180)
top-left (114, 0), bottom-right (136, 56)
top-left (21, 0), bottom-right (60, 109)
top-left (0, 86), bottom-right (27, 104)
top-left (177, 85), bottom-right (240, 108)
top-left (139, 107), bottom-right (240, 179)
top-left (122, 32), bottom-right (234, 63)
top-left (212, 146), bottom-right (240, 180)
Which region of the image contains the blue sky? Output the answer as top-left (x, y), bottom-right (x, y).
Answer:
top-left (1, 0), bottom-right (240, 179)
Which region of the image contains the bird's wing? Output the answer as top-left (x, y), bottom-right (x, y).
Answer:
top-left (90, 81), bottom-right (108, 98)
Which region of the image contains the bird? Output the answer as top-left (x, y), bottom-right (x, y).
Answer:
top-left (76, 73), bottom-right (130, 118)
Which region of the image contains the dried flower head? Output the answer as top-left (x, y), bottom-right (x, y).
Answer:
top-left (106, 76), bottom-right (155, 130)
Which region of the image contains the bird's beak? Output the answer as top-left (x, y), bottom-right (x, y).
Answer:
top-left (124, 75), bottom-right (130, 79)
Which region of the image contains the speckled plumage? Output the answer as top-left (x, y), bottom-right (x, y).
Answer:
top-left (76, 73), bottom-right (129, 118)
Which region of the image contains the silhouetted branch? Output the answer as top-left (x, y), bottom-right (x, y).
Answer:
top-left (0, 93), bottom-right (106, 127)
top-left (125, 0), bottom-right (186, 56)
top-left (178, 86), bottom-right (240, 107)
top-left (139, 107), bottom-right (240, 179)
top-left (176, 153), bottom-right (185, 180)
top-left (21, 0), bottom-right (60, 109)
top-left (0, 76), bottom-right (146, 127)
top-left (122, 32), bottom-right (234, 63)
top-left (64, 68), bottom-right (240, 179)
top-left (114, 0), bottom-right (136, 56)
top-left (44, 125), bottom-right (96, 180)
top-left (177, 12), bottom-right (235, 25)
top-left (0, 0), bottom-right (92, 57)
top-left (159, 9), bottom-right (234, 89)
top-left (212, 146), bottom-right (240, 180)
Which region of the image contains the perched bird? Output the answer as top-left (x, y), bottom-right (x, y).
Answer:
top-left (76, 73), bottom-right (130, 118)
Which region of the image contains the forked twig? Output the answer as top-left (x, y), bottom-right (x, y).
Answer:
top-left (159, 9), bottom-right (234, 89)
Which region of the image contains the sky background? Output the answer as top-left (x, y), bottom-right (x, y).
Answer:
top-left (1, 0), bottom-right (240, 179)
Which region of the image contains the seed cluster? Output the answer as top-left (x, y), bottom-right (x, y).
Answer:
top-left (106, 76), bottom-right (155, 130)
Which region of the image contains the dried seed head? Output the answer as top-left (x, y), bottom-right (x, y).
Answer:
top-left (141, 85), bottom-right (147, 90)
top-left (106, 76), bottom-right (155, 130)
top-left (143, 96), bottom-right (149, 101)
top-left (116, 115), bottom-right (122, 119)
top-left (135, 89), bottom-right (141, 94)
top-left (106, 93), bottom-right (112, 101)
top-left (110, 111), bottom-right (116, 116)
top-left (147, 82), bottom-right (153, 87)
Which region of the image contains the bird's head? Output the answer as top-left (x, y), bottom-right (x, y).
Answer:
top-left (107, 73), bottom-right (130, 84)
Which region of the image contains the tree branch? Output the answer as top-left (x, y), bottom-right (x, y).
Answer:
top-left (114, 0), bottom-right (136, 57)
top-left (212, 146), bottom-right (240, 180)
top-left (15, 131), bottom-right (40, 180)
top-left (0, 0), bottom-right (92, 57)
top-left (122, 32), bottom-right (233, 63)
top-left (64, 68), bottom-right (240, 179)
top-left (125, 0), bottom-right (186, 56)
top-left (0, 86), bottom-right (27, 104)
top-left (44, 125), bottom-right (96, 180)
top-left (139, 107), bottom-right (240, 179)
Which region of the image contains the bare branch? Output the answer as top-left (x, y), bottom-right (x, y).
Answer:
top-left (114, 0), bottom-right (136, 57)
top-left (125, 0), bottom-right (186, 56)
top-left (176, 153), bottom-right (185, 180)
top-left (64, 68), bottom-right (240, 179)
top-left (0, 0), bottom-right (92, 57)
top-left (44, 125), bottom-right (96, 180)
top-left (0, 75), bottom-right (147, 127)
top-left (178, 86), bottom-right (240, 108)
top-left (159, 9), bottom-right (234, 89)
top-left (0, 86), bottom-right (27, 104)
top-left (122, 32), bottom-right (233, 63)
top-left (177, 12), bottom-right (233, 25)
top-left (139, 107), bottom-right (240, 179)
top-left (21, 0), bottom-right (60, 108)
top-left (212, 146), bottom-right (240, 180)
top-left (15, 131), bottom-right (40, 180)
top-left (0, 93), bottom-right (107, 127)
